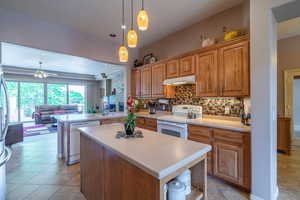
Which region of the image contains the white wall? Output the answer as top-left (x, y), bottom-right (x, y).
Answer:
top-left (294, 78), bottom-right (300, 127)
top-left (0, 8), bottom-right (137, 100)
top-left (251, 0), bottom-right (300, 200)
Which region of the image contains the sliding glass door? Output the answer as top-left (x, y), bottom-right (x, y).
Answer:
top-left (20, 82), bottom-right (44, 121)
top-left (6, 81), bottom-right (86, 122)
top-left (47, 84), bottom-right (67, 105)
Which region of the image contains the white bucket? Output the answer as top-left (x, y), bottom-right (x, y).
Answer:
top-left (168, 180), bottom-right (186, 200)
top-left (176, 169), bottom-right (191, 195)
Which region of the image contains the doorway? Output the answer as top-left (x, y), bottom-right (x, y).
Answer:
top-left (284, 68), bottom-right (300, 147)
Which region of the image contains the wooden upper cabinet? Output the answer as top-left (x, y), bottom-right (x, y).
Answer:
top-left (219, 41), bottom-right (250, 97)
top-left (140, 66), bottom-right (152, 98)
top-left (166, 59), bottom-right (180, 79)
top-left (195, 50), bottom-right (219, 97)
top-left (180, 55), bottom-right (195, 76)
top-left (151, 63), bottom-right (166, 98)
top-left (131, 69), bottom-right (141, 98)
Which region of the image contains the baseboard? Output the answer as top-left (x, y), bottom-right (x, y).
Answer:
top-left (250, 186), bottom-right (279, 200)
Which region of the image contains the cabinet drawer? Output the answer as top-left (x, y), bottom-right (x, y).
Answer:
top-left (101, 118), bottom-right (123, 125)
top-left (136, 117), bottom-right (145, 128)
top-left (213, 129), bottom-right (244, 144)
top-left (145, 118), bottom-right (157, 131)
top-left (188, 125), bottom-right (211, 138)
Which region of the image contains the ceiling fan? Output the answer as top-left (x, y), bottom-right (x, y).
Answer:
top-left (34, 61), bottom-right (57, 78)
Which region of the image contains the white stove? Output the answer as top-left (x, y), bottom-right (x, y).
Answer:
top-left (157, 105), bottom-right (202, 139)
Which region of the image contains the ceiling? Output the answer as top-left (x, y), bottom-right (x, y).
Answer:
top-left (1, 43), bottom-right (123, 76)
top-left (278, 16), bottom-right (300, 40)
top-left (0, 0), bottom-right (243, 47)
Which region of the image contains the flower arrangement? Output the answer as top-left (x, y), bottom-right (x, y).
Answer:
top-left (124, 96), bottom-right (138, 135)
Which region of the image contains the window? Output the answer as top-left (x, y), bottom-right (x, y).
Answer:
top-left (6, 81), bottom-right (19, 122)
top-left (69, 85), bottom-right (86, 112)
top-left (6, 81), bottom-right (87, 122)
top-left (47, 84), bottom-right (67, 105)
top-left (20, 82), bottom-right (44, 121)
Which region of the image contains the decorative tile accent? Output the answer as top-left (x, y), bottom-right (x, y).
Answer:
top-left (172, 85), bottom-right (244, 117)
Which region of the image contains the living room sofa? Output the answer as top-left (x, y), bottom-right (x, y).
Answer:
top-left (33, 105), bottom-right (80, 124)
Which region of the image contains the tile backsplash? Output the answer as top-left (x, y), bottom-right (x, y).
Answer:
top-left (137, 84), bottom-right (249, 117)
top-left (172, 85), bottom-right (244, 117)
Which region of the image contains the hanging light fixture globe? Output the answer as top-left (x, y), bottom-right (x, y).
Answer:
top-left (127, 29), bottom-right (138, 48)
top-left (137, 0), bottom-right (149, 31)
top-left (137, 10), bottom-right (149, 31)
top-left (119, 45), bottom-right (128, 63)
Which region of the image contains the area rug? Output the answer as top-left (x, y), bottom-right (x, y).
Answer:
top-left (23, 125), bottom-right (57, 137)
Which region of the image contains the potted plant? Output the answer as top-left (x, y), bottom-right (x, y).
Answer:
top-left (124, 96), bottom-right (137, 135)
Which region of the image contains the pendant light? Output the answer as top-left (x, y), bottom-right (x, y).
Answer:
top-left (127, 0), bottom-right (138, 48)
top-left (119, 0), bottom-right (128, 62)
top-left (137, 0), bottom-right (149, 31)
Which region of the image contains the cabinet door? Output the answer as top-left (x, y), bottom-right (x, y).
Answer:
top-left (131, 69), bottom-right (141, 98)
top-left (219, 41), bottom-right (249, 97)
top-left (180, 55), bottom-right (195, 76)
top-left (166, 59), bottom-right (180, 79)
top-left (136, 117), bottom-right (145, 128)
top-left (144, 118), bottom-right (157, 131)
top-left (151, 63), bottom-right (166, 98)
top-left (141, 66), bottom-right (152, 98)
top-left (213, 142), bottom-right (243, 185)
top-left (213, 128), bottom-right (250, 189)
top-left (195, 50), bottom-right (219, 97)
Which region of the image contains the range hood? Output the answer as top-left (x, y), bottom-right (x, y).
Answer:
top-left (163, 75), bottom-right (196, 85)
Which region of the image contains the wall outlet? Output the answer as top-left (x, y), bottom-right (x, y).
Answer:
top-left (225, 106), bottom-right (230, 115)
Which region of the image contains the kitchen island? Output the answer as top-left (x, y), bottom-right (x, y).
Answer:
top-left (79, 123), bottom-right (211, 200)
top-left (55, 112), bottom-right (126, 165)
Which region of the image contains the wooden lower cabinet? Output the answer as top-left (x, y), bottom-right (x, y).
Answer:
top-left (277, 116), bottom-right (291, 154)
top-left (136, 117), bottom-right (157, 131)
top-left (81, 134), bottom-right (160, 200)
top-left (188, 125), bottom-right (213, 175)
top-left (188, 125), bottom-right (251, 191)
top-left (101, 118), bottom-right (123, 125)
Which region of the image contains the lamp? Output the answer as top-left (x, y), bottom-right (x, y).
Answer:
top-left (137, 0), bottom-right (149, 31)
top-left (119, 0), bottom-right (128, 62)
top-left (127, 0), bottom-right (138, 48)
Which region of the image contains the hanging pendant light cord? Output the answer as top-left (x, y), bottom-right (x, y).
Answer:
top-left (131, 0), bottom-right (133, 30)
top-left (142, 0), bottom-right (144, 10)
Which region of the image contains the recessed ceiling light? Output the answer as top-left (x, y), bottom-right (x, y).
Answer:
top-left (109, 33), bottom-right (117, 38)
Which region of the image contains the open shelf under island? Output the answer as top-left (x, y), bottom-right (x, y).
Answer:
top-left (79, 124), bottom-right (211, 200)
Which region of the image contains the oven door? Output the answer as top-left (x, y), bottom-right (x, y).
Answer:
top-left (157, 120), bottom-right (188, 139)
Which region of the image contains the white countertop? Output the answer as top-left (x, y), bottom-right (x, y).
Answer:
top-left (187, 118), bottom-right (251, 132)
top-left (79, 124), bottom-right (211, 179)
top-left (136, 112), bottom-right (251, 132)
top-left (54, 112), bottom-right (126, 123)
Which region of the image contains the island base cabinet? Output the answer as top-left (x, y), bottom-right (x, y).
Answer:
top-left (81, 133), bottom-right (208, 200)
top-left (81, 134), bottom-right (160, 200)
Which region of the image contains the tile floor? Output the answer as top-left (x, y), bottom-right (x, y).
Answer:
top-left (5, 133), bottom-right (300, 200)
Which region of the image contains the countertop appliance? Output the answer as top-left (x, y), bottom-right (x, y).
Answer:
top-left (148, 101), bottom-right (157, 114)
top-left (0, 65), bottom-right (10, 200)
top-left (157, 105), bottom-right (202, 139)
